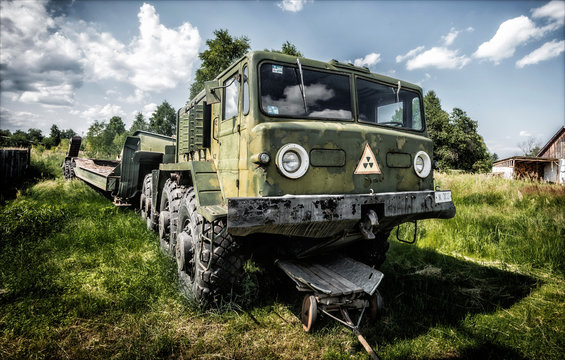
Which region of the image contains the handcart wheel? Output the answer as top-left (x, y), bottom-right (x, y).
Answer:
top-left (369, 290), bottom-right (384, 321)
top-left (301, 295), bottom-right (318, 332)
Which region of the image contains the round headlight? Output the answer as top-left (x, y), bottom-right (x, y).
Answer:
top-left (282, 151), bottom-right (300, 172)
top-left (414, 151), bottom-right (431, 178)
top-left (276, 143), bottom-right (309, 179)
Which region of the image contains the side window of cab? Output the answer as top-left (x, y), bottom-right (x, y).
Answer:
top-left (223, 73), bottom-right (239, 120)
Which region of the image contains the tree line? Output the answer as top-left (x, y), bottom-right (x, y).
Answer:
top-left (83, 101), bottom-right (176, 158)
top-left (2, 28), bottom-right (495, 171)
top-left (0, 125), bottom-right (76, 149)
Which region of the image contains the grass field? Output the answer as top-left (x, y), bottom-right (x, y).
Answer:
top-left (1, 153), bottom-right (564, 359)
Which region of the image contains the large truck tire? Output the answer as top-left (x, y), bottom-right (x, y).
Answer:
top-left (63, 159), bottom-right (75, 180)
top-left (159, 179), bottom-right (185, 257)
top-left (141, 174), bottom-right (155, 230)
top-left (139, 192), bottom-right (147, 220)
top-left (175, 188), bottom-right (243, 303)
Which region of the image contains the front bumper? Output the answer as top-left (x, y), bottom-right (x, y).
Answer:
top-left (227, 190), bottom-right (455, 238)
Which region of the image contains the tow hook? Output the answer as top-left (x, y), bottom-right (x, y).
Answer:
top-left (359, 210), bottom-right (378, 240)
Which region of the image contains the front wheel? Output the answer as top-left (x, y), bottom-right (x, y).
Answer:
top-left (176, 188), bottom-right (244, 303)
top-left (159, 179), bottom-right (185, 257)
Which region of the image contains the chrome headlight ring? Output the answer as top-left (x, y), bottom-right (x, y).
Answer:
top-left (414, 151), bottom-right (432, 178)
top-left (276, 143), bottom-right (309, 179)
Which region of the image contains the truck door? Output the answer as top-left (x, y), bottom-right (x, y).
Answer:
top-left (217, 68), bottom-right (241, 199)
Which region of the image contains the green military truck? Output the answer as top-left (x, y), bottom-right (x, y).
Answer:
top-left (65, 51), bottom-right (455, 333)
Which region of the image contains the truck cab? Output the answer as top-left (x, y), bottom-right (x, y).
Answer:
top-left (147, 51), bottom-right (455, 302)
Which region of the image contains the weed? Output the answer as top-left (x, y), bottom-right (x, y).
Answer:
top-left (0, 172), bottom-right (564, 359)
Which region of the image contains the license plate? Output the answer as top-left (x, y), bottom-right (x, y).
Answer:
top-left (435, 191), bottom-right (452, 203)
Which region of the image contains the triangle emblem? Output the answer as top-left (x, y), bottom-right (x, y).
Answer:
top-left (354, 144), bottom-right (381, 175)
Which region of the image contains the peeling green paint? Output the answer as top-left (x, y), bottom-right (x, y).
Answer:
top-left (175, 50), bottom-right (435, 210)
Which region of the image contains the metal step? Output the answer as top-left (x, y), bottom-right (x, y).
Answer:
top-left (277, 255), bottom-right (383, 298)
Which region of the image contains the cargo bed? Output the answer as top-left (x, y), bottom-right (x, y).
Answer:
top-left (72, 157), bottom-right (120, 192)
top-left (63, 131), bottom-right (175, 203)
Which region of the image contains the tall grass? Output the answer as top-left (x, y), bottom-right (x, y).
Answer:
top-left (1, 164), bottom-right (563, 359)
top-left (422, 173), bottom-right (565, 274)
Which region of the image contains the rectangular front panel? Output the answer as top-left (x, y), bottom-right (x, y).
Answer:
top-left (74, 167), bottom-right (110, 191)
top-left (247, 121), bottom-right (433, 197)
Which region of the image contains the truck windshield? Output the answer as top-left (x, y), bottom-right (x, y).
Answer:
top-left (260, 63), bottom-right (352, 120)
top-left (357, 78), bottom-right (423, 131)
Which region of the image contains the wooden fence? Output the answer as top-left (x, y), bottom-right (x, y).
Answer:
top-left (1, 148), bottom-right (31, 186)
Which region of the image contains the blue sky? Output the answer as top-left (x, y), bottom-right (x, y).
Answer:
top-left (1, 0), bottom-right (563, 158)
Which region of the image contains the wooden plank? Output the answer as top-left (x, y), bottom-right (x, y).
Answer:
top-left (309, 263), bottom-right (362, 294)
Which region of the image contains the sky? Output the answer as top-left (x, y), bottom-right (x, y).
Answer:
top-left (1, 0), bottom-right (564, 158)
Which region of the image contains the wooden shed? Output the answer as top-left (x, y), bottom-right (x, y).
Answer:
top-left (1, 147), bottom-right (31, 186)
top-left (492, 126), bottom-right (565, 183)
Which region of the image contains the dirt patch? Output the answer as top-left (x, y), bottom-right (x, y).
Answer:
top-left (521, 184), bottom-right (565, 197)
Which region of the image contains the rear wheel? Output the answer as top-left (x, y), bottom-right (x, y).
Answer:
top-left (159, 179), bottom-right (185, 257)
top-left (141, 174), bottom-right (155, 230)
top-left (176, 188), bottom-right (244, 303)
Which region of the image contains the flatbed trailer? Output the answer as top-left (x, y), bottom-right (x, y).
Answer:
top-left (63, 131), bottom-right (175, 204)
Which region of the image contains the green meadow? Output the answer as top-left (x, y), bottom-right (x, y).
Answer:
top-left (1, 151), bottom-right (563, 359)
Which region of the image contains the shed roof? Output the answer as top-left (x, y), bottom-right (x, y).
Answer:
top-left (493, 156), bottom-right (558, 167)
top-left (537, 126), bottom-right (565, 157)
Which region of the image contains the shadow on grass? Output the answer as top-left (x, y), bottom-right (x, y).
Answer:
top-left (372, 243), bottom-right (538, 339)
top-left (1, 161), bottom-right (60, 203)
top-left (249, 241), bottom-right (538, 358)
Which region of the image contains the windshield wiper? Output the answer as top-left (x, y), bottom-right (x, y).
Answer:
top-left (296, 58), bottom-right (308, 113)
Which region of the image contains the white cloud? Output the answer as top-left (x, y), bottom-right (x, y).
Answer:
top-left (143, 103), bottom-right (158, 118)
top-left (0, 1), bottom-right (83, 106)
top-left (532, 0), bottom-right (565, 26)
top-left (473, 16), bottom-right (550, 64)
top-left (441, 27), bottom-right (474, 46)
top-left (73, 104), bottom-right (126, 124)
top-left (119, 89), bottom-right (146, 104)
top-left (396, 46), bottom-right (425, 63)
top-left (0, 107), bottom-right (42, 129)
top-left (397, 27), bottom-right (475, 70)
top-left (519, 130), bottom-right (532, 137)
top-left (0, 1), bottom-right (201, 107)
top-left (353, 53), bottom-right (381, 68)
top-left (278, 0), bottom-right (309, 12)
top-left (414, 73), bottom-right (433, 87)
top-left (516, 39), bottom-right (565, 68)
top-left (406, 47), bottom-right (470, 70)
top-left (442, 28), bottom-right (459, 46)
top-left (77, 4), bottom-right (201, 92)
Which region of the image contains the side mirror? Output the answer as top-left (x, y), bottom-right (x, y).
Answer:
top-left (205, 80), bottom-right (220, 104)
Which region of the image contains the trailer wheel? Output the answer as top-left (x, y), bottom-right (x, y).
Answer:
top-left (63, 159), bottom-right (75, 180)
top-left (176, 188), bottom-right (243, 303)
top-left (301, 295), bottom-right (318, 332)
top-left (369, 290), bottom-right (384, 321)
top-left (142, 174), bottom-right (155, 230)
top-left (159, 179), bottom-right (185, 257)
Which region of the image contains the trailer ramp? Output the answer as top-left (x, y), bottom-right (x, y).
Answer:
top-left (277, 255), bottom-right (383, 297)
top-left (277, 255), bottom-right (383, 360)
